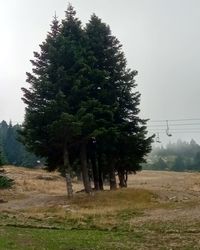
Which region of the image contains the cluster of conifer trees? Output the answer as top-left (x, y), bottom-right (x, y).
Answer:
top-left (21, 5), bottom-right (153, 197)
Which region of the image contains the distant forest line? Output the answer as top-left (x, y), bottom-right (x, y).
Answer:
top-left (0, 120), bottom-right (41, 167)
top-left (0, 120), bottom-right (200, 172)
top-left (144, 139), bottom-right (200, 172)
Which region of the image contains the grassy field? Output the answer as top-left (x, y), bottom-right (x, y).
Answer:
top-left (1, 166), bottom-right (200, 249)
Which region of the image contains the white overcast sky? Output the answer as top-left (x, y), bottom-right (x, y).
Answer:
top-left (1, 0), bottom-right (200, 144)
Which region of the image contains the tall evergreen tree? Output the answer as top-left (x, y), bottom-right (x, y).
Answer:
top-left (85, 15), bottom-right (153, 188)
top-left (21, 5), bottom-right (93, 196)
top-left (21, 10), bottom-right (76, 197)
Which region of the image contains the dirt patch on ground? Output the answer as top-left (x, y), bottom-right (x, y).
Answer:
top-left (128, 170), bottom-right (200, 223)
top-left (0, 166), bottom-right (83, 211)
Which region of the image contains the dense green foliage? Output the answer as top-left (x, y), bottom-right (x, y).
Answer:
top-left (144, 139), bottom-right (200, 171)
top-left (0, 120), bottom-right (40, 167)
top-left (21, 5), bottom-right (153, 193)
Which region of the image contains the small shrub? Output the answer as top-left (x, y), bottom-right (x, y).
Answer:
top-left (0, 175), bottom-right (14, 189)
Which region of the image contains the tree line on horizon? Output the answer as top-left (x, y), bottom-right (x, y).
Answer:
top-left (144, 139), bottom-right (200, 172)
top-left (0, 120), bottom-right (40, 167)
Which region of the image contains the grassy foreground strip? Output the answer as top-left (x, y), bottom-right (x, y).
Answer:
top-left (0, 226), bottom-right (142, 250)
top-left (1, 184), bottom-right (200, 249)
top-left (1, 221), bottom-right (200, 250)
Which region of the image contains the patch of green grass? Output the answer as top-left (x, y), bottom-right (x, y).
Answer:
top-left (0, 226), bottom-right (143, 250)
top-left (1, 210), bottom-right (200, 249)
top-left (1, 220), bottom-right (200, 250)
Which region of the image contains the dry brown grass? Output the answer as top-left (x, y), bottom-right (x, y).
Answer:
top-left (0, 166), bottom-right (155, 230)
top-left (1, 165), bottom-right (83, 196)
top-left (1, 167), bottom-right (200, 249)
top-left (23, 188), bottom-right (154, 214)
top-left (2, 165), bottom-right (200, 229)
top-left (15, 187), bottom-right (154, 232)
top-left (70, 188), bottom-right (154, 213)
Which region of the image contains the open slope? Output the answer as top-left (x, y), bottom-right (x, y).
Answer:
top-left (1, 166), bottom-right (200, 249)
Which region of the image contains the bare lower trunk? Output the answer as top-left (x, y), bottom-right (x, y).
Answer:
top-left (97, 155), bottom-right (104, 190)
top-left (109, 163), bottom-right (117, 190)
top-left (98, 165), bottom-right (104, 190)
top-left (80, 142), bottom-right (92, 194)
top-left (118, 170), bottom-right (128, 188)
top-left (91, 156), bottom-right (100, 191)
top-left (65, 171), bottom-right (73, 198)
top-left (64, 145), bottom-right (73, 198)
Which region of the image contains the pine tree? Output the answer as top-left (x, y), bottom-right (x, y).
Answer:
top-left (21, 11), bottom-right (77, 197)
top-left (60, 5), bottom-right (94, 194)
top-left (21, 5), bottom-right (93, 196)
top-left (86, 15), bottom-right (153, 188)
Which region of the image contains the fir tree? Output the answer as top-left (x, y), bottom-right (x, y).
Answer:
top-left (85, 15), bottom-right (153, 188)
top-left (21, 10), bottom-right (77, 197)
top-left (21, 5), bottom-right (93, 196)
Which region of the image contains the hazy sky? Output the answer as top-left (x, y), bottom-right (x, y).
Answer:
top-left (1, 0), bottom-right (200, 144)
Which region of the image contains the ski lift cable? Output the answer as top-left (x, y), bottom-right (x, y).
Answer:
top-left (148, 131), bottom-right (200, 134)
top-left (148, 118), bottom-right (200, 123)
top-left (147, 123), bottom-right (200, 127)
top-left (148, 128), bottom-right (200, 131)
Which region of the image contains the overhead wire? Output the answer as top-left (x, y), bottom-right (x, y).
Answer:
top-left (146, 118), bottom-right (200, 137)
top-left (147, 118), bottom-right (200, 123)
top-left (148, 123), bottom-right (200, 128)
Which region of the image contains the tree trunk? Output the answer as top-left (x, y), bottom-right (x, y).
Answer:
top-left (80, 142), bottom-right (92, 194)
top-left (98, 164), bottom-right (104, 190)
top-left (125, 171), bottom-right (128, 187)
top-left (97, 155), bottom-right (104, 190)
top-left (91, 155), bottom-right (100, 191)
top-left (109, 162), bottom-right (117, 190)
top-left (63, 145), bottom-right (73, 198)
top-left (118, 170), bottom-right (127, 188)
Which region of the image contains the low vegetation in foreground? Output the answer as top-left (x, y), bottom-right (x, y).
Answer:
top-left (1, 221), bottom-right (200, 250)
top-left (0, 175), bottom-right (14, 189)
top-left (1, 166), bottom-right (200, 249)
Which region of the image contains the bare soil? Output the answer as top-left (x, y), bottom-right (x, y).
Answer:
top-left (128, 171), bottom-right (200, 223)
